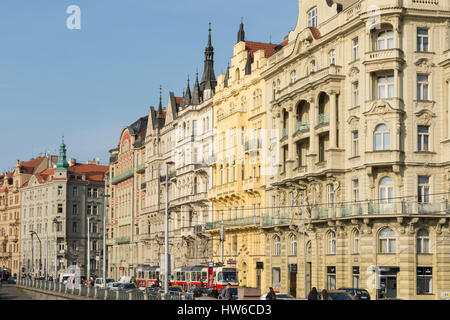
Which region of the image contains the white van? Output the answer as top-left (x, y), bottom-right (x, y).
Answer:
top-left (94, 278), bottom-right (115, 287)
top-left (59, 273), bottom-right (75, 284)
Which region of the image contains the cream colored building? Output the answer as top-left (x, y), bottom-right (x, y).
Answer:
top-left (206, 21), bottom-right (283, 290)
top-left (261, 0), bottom-right (450, 299)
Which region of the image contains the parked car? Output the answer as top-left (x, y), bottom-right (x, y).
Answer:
top-left (186, 287), bottom-right (209, 299)
top-left (326, 290), bottom-right (356, 300)
top-left (218, 287), bottom-right (239, 300)
top-left (260, 292), bottom-right (296, 300)
top-left (118, 283), bottom-right (138, 292)
top-left (7, 276), bottom-right (17, 284)
top-left (107, 282), bottom-right (122, 290)
top-left (338, 288), bottom-right (371, 300)
top-left (94, 278), bottom-right (115, 288)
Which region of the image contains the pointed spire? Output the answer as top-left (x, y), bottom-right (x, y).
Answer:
top-left (245, 50), bottom-right (252, 75)
top-left (192, 71), bottom-right (201, 105)
top-left (55, 136), bottom-right (69, 171)
top-left (237, 17), bottom-right (245, 43)
top-left (224, 63), bottom-right (230, 88)
top-left (157, 85), bottom-right (164, 119)
top-left (181, 75), bottom-right (192, 108)
top-left (200, 22), bottom-right (217, 93)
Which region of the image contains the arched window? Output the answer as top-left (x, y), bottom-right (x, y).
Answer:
top-left (235, 68), bottom-right (240, 81)
top-left (241, 96), bottom-right (247, 111)
top-left (374, 124), bottom-right (390, 150)
top-left (310, 60), bottom-right (316, 73)
top-left (379, 227), bottom-right (396, 253)
top-left (353, 229), bottom-right (360, 254)
top-left (273, 236), bottom-right (281, 256)
top-left (379, 177), bottom-right (394, 203)
top-left (328, 231), bottom-right (336, 254)
top-left (290, 235), bottom-right (297, 256)
top-left (417, 229), bottom-right (430, 253)
top-left (377, 30), bottom-right (394, 50)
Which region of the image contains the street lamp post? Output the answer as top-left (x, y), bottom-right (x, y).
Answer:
top-left (31, 233), bottom-right (34, 278)
top-left (164, 161), bottom-right (174, 295)
top-left (30, 231), bottom-right (42, 278)
top-left (53, 216), bottom-right (61, 281)
top-left (87, 215), bottom-right (91, 280)
top-left (103, 193), bottom-right (110, 288)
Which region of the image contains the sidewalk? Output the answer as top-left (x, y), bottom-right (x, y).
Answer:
top-left (0, 283), bottom-right (32, 300)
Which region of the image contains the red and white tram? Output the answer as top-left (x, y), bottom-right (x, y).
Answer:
top-left (136, 265), bottom-right (238, 291)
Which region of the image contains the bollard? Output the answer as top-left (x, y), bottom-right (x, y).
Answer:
top-left (87, 286), bottom-right (91, 298)
top-left (116, 290), bottom-right (120, 300)
top-left (94, 287), bottom-right (99, 299)
top-left (104, 288), bottom-right (109, 300)
top-left (129, 291), bottom-right (133, 300)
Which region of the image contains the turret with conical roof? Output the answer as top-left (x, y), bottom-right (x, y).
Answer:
top-left (200, 23), bottom-right (217, 94)
top-left (55, 136), bottom-right (69, 171)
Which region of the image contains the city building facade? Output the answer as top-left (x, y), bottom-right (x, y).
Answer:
top-left (0, 156), bottom-right (54, 276)
top-left (206, 21), bottom-right (283, 290)
top-left (21, 139), bottom-right (108, 278)
top-left (106, 117), bottom-right (147, 280)
top-left (261, 0), bottom-right (450, 300)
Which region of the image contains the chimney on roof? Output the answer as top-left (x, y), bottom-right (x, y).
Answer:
top-left (68, 158), bottom-right (77, 166)
top-left (86, 160), bottom-right (96, 165)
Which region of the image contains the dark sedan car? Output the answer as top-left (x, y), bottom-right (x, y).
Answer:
top-left (7, 276), bottom-right (17, 284)
top-left (338, 288), bottom-right (371, 300)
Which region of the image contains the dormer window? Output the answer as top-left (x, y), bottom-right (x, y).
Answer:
top-left (308, 7), bottom-right (317, 27)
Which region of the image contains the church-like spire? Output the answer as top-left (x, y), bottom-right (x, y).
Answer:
top-left (181, 76), bottom-right (192, 108)
top-left (192, 71), bottom-right (202, 105)
top-left (55, 136), bottom-right (69, 171)
top-left (224, 63), bottom-right (230, 88)
top-left (157, 85), bottom-right (164, 119)
top-left (237, 17), bottom-right (245, 43)
top-left (200, 23), bottom-right (217, 92)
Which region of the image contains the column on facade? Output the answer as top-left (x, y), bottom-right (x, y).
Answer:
top-left (447, 80), bottom-right (450, 138)
top-left (308, 99), bottom-right (317, 155)
top-left (277, 113), bottom-right (284, 170)
top-left (329, 91), bottom-right (337, 149)
top-left (288, 104), bottom-right (296, 161)
top-left (394, 69), bottom-right (400, 99)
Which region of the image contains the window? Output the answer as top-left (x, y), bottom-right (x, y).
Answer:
top-left (328, 231), bottom-right (336, 254)
top-left (291, 70), bottom-right (296, 83)
top-left (93, 223), bottom-right (97, 233)
top-left (57, 186), bottom-right (63, 196)
top-left (308, 7), bottom-right (317, 27)
top-left (310, 60), bottom-right (316, 73)
top-left (319, 136), bottom-right (325, 162)
top-left (379, 227), bottom-right (396, 253)
top-left (290, 235), bottom-right (297, 256)
top-left (417, 126), bottom-right (430, 151)
top-left (352, 179), bottom-right (359, 202)
top-left (417, 28), bottom-right (429, 52)
top-left (379, 177), bottom-right (394, 203)
top-left (374, 124), bottom-right (390, 151)
top-left (327, 184), bottom-right (335, 205)
top-left (327, 266), bottom-right (336, 290)
top-left (93, 189), bottom-right (98, 198)
top-left (377, 30), bottom-right (394, 50)
top-left (57, 204), bottom-right (63, 214)
top-left (418, 176), bottom-right (430, 203)
top-left (87, 205), bottom-right (91, 215)
top-left (72, 222), bottom-right (78, 233)
top-left (417, 74), bottom-right (429, 100)
top-left (72, 204), bottom-right (78, 215)
top-left (353, 37), bottom-right (359, 60)
top-left (352, 267), bottom-right (360, 289)
top-left (329, 49), bottom-right (336, 65)
top-left (193, 120), bottom-right (197, 137)
top-left (273, 236), bottom-right (281, 256)
top-left (88, 188), bottom-right (92, 197)
top-left (73, 187), bottom-right (78, 197)
top-left (377, 75), bottom-right (394, 99)
top-left (352, 82), bottom-right (359, 107)
top-left (417, 229), bottom-right (430, 254)
top-left (353, 229), bottom-right (360, 254)
top-left (352, 131), bottom-right (359, 157)
top-left (417, 267), bottom-right (432, 294)
top-left (272, 267), bottom-right (281, 289)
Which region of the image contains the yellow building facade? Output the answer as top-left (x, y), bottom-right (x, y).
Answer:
top-left (206, 22), bottom-right (282, 290)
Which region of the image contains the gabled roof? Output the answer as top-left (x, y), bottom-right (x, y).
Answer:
top-left (245, 41), bottom-right (280, 59)
top-left (19, 157), bottom-right (46, 174)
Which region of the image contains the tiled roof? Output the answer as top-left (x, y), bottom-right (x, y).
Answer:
top-left (175, 97), bottom-right (183, 105)
top-left (69, 164), bottom-right (109, 182)
top-left (308, 27), bottom-right (321, 39)
top-left (245, 41), bottom-right (280, 59)
top-left (19, 157), bottom-right (46, 174)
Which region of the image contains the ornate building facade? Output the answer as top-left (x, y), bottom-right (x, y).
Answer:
top-left (206, 21), bottom-right (283, 290)
top-left (21, 139), bottom-right (108, 278)
top-left (106, 116), bottom-right (147, 279)
top-left (261, 0), bottom-right (450, 300)
top-left (0, 156), bottom-right (54, 276)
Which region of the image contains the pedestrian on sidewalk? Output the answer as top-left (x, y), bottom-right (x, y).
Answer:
top-left (308, 287), bottom-right (318, 300)
top-left (266, 287), bottom-right (276, 300)
top-left (321, 289), bottom-right (330, 300)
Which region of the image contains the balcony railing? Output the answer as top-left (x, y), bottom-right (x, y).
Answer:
top-left (281, 128), bottom-right (288, 140)
top-left (111, 169), bottom-right (134, 185)
top-left (205, 216), bottom-right (261, 230)
top-left (136, 164), bottom-right (145, 173)
top-left (317, 113), bottom-right (330, 125)
top-left (261, 213), bottom-right (292, 227)
top-left (295, 120), bottom-right (310, 133)
top-left (207, 155), bottom-right (217, 165)
top-left (245, 139), bottom-right (262, 151)
top-left (115, 236), bottom-right (130, 245)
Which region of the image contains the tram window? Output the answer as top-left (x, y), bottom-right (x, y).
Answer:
top-left (156, 272), bottom-right (159, 279)
top-left (202, 272), bottom-right (207, 279)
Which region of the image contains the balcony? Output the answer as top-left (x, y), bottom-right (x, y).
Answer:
top-left (245, 139), bottom-right (262, 152)
top-left (0, 252), bottom-right (12, 258)
top-left (317, 113), bottom-right (330, 126)
top-left (364, 150), bottom-right (404, 166)
top-left (217, 108), bottom-right (245, 122)
top-left (364, 49), bottom-right (404, 65)
top-left (205, 216), bottom-right (261, 230)
top-left (111, 169), bottom-right (134, 185)
top-left (294, 120), bottom-right (310, 135)
top-left (242, 177), bottom-right (262, 191)
top-left (115, 236), bottom-right (130, 245)
top-left (207, 155), bottom-right (217, 165)
top-left (57, 250), bottom-right (66, 256)
top-left (136, 164), bottom-right (145, 174)
top-left (261, 213), bottom-right (292, 227)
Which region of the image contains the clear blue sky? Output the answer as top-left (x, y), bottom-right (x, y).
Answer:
top-left (0, 0), bottom-right (298, 171)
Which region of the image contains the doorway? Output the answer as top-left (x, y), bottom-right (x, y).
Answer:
top-left (378, 276), bottom-right (397, 299)
top-left (306, 262), bottom-right (312, 294)
top-left (256, 269), bottom-right (261, 289)
top-left (289, 272), bottom-right (297, 297)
